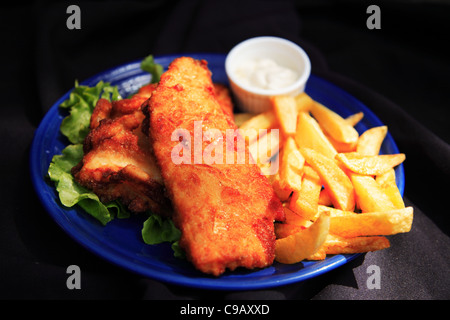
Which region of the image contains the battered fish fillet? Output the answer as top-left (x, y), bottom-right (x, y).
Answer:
top-left (72, 82), bottom-right (234, 216)
top-left (72, 84), bottom-right (171, 214)
top-left (143, 57), bottom-right (285, 276)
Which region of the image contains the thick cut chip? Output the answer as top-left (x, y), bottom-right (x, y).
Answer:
top-left (271, 172), bottom-right (293, 201)
top-left (281, 137), bottom-right (305, 172)
top-left (307, 247), bottom-right (327, 260)
top-left (295, 93), bottom-right (315, 112)
top-left (318, 189), bottom-right (333, 206)
top-left (279, 137), bottom-right (305, 192)
top-left (275, 223), bottom-right (305, 239)
top-left (336, 152), bottom-right (405, 176)
top-left (345, 112), bottom-right (364, 127)
top-left (289, 165), bottom-right (322, 220)
top-left (283, 206), bottom-right (313, 227)
top-left (310, 101), bottom-right (359, 144)
top-left (350, 173), bottom-right (396, 212)
top-left (376, 168), bottom-right (405, 209)
top-left (275, 212), bottom-right (330, 264)
top-left (239, 110), bottom-right (278, 131)
top-left (329, 207), bottom-right (414, 237)
top-left (272, 95), bottom-right (298, 136)
top-left (248, 129), bottom-right (280, 165)
top-left (278, 156), bottom-right (302, 191)
top-left (295, 112), bottom-right (337, 159)
top-left (234, 113), bottom-right (254, 128)
top-left (301, 148), bottom-right (355, 211)
top-left (317, 204), bottom-right (356, 217)
top-left (356, 125), bottom-right (387, 156)
top-left (325, 131), bottom-right (358, 153)
top-left (239, 110), bottom-right (279, 144)
top-left (322, 234), bottom-right (390, 254)
top-left (275, 207), bottom-right (311, 238)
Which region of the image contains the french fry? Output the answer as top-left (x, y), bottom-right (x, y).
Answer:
top-left (239, 110), bottom-right (278, 131)
top-left (301, 147), bottom-right (355, 211)
top-left (336, 152), bottom-right (406, 176)
top-left (239, 110), bottom-right (279, 144)
top-left (275, 223), bottom-right (305, 239)
top-left (318, 188), bottom-right (333, 206)
top-left (310, 101), bottom-right (359, 144)
top-left (376, 168), bottom-right (405, 209)
top-left (295, 112), bottom-right (337, 159)
top-left (283, 206), bottom-right (313, 227)
top-left (306, 247), bottom-right (327, 260)
top-left (275, 207), bottom-right (313, 238)
top-left (234, 113), bottom-right (255, 128)
top-left (289, 165), bottom-right (322, 220)
top-left (279, 137), bottom-right (304, 192)
top-left (248, 129), bottom-right (280, 165)
top-left (295, 92), bottom-right (315, 112)
top-left (325, 131), bottom-right (358, 153)
top-left (321, 234), bottom-right (390, 254)
top-left (345, 112), bottom-right (364, 127)
top-left (281, 136), bottom-right (305, 170)
top-left (317, 204), bottom-right (356, 217)
top-left (329, 207), bottom-right (414, 238)
top-left (279, 161), bottom-right (302, 192)
top-left (275, 212), bottom-right (330, 264)
top-left (237, 128), bottom-right (260, 147)
top-left (271, 172), bottom-right (293, 202)
top-left (356, 125), bottom-right (387, 156)
top-left (271, 95), bottom-right (298, 136)
top-left (350, 173), bottom-right (397, 212)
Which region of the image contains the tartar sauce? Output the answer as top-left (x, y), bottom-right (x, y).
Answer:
top-left (234, 58), bottom-right (298, 90)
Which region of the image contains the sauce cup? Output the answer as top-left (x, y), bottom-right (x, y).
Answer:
top-left (225, 36), bottom-right (311, 114)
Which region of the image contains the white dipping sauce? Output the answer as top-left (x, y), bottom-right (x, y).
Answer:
top-left (234, 58), bottom-right (298, 90)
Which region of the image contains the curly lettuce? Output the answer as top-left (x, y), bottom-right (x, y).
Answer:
top-left (59, 81), bottom-right (121, 144)
top-left (48, 144), bottom-right (129, 225)
top-left (141, 214), bottom-right (184, 258)
top-left (140, 54), bottom-right (163, 84)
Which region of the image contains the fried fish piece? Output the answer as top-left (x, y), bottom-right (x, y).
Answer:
top-left (212, 83), bottom-right (234, 118)
top-left (72, 84), bottom-right (171, 214)
top-left (143, 57), bottom-right (284, 276)
top-left (72, 81), bottom-right (234, 216)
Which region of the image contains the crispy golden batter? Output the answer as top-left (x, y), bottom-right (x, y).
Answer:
top-left (73, 81), bottom-right (234, 216)
top-left (72, 84), bottom-right (171, 214)
top-left (144, 57), bottom-right (284, 276)
top-left (212, 83), bottom-right (234, 118)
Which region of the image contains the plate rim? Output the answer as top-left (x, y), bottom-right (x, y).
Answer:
top-left (29, 53), bottom-right (404, 290)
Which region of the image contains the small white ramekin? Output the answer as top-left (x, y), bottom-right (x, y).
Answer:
top-left (225, 36), bottom-right (311, 114)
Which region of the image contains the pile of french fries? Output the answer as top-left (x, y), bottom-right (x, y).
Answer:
top-left (234, 93), bottom-right (413, 264)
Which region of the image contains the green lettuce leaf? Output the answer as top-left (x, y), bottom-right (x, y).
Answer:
top-left (49, 80), bottom-right (126, 225)
top-left (140, 54), bottom-right (163, 83)
top-left (141, 214), bottom-right (184, 259)
top-left (59, 81), bottom-right (121, 144)
top-left (171, 241), bottom-right (186, 259)
top-left (141, 214), bottom-right (181, 245)
top-left (48, 144), bottom-right (130, 225)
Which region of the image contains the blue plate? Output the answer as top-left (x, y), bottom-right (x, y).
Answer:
top-left (30, 53), bottom-right (404, 290)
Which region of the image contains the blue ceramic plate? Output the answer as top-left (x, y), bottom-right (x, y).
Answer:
top-left (30, 53), bottom-right (404, 290)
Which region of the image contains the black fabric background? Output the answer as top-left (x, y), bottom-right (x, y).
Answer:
top-left (1, 0), bottom-right (449, 302)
